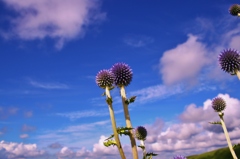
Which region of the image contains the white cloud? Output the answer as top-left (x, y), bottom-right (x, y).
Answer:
top-left (19, 134), bottom-right (29, 139)
top-left (159, 34), bottom-right (210, 85)
top-left (1, 0), bottom-right (106, 49)
top-left (21, 124), bottom-right (36, 132)
top-left (56, 109), bottom-right (123, 120)
top-left (143, 93), bottom-right (240, 159)
top-left (29, 79), bottom-right (69, 89)
top-left (130, 84), bottom-right (184, 103)
top-left (0, 141), bottom-right (45, 158)
top-left (123, 35), bottom-right (154, 47)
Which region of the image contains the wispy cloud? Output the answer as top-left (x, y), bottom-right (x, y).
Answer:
top-left (0, 0), bottom-right (106, 49)
top-left (159, 34), bottom-right (210, 85)
top-left (130, 84), bottom-right (184, 103)
top-left (29, 79), bottom-right (69, 89)
top-left (123, 35), bottom-right (154, 47)
top-left (56, 109), bottom-right (123, 121)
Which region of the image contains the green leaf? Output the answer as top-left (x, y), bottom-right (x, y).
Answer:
top-left (146, 152), bottom-right (158, 157)
top-left (103, 139), bottom-right (117, 147)
top-left (105, 134), bottom-right (114, 141)
top-left (129, 96), bottom-right (137, 103)
top-left (124, 96), bottom-right (137, 105)
top-left (109, 86), bottom-right (115, 90)
top-left (117, 127), bottom-right (133, 136)
top-left (233, 143), bottom-right (240, 149)
top-left (106, 97), bottom-right (113, 105)
top-left (138, 145), bottom-right (145, 150)
top-left (101, 92), bottom-right (106, 96)
top-left (209, 121), bottom-right (222, 125)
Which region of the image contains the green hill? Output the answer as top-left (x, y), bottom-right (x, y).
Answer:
top-left (187, 145), bottom-right (240, 159)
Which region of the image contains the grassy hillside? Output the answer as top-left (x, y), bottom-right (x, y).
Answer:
top-left (187, 145), bottom-right (240, 159)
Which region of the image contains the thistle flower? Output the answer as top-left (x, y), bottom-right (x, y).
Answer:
top-left (135, 126), bottom-right (147, 140)
top-left (96, 69), bottom-right (114, 89)
top-left (229, 4), bottom-right (240, 16)
top-left (219, 49), bottom-right (240, 75)
top-left (173, 155), bottom-right (187, 159)
top-left (212, 97), bottom-right (226, 112)
top-left (111, 63), bottom-right (133, 87)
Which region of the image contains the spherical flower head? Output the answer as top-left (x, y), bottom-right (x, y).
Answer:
top-left (96, 69), bottom-right (114, 89)
top-left (135, 126), bottom-right (147, 140)
top-left (229, 4), bottom-right (240, 16)
top-left (212, 97), bottom-right (226, 112)
top-left (173, 155), bottom-right (187, 159)
top-left (111, 63), bottom-right (133, 87)
top-left (219, 49), bottom-right (240, 75)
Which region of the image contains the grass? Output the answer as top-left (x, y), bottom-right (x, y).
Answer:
top-left (187, 144), bottom-right (240, 159)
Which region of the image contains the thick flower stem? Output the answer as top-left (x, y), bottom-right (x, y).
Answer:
top-left (235, 70), bottom-right (240, 80)
top-left (140, 140), bottom-right (147, 159)
top-left (120, 86), bottom-right (139, 159)
top-left (105, 87), bottom-right (126, 159)
top-left (218, 113), bottom-right (238, 159)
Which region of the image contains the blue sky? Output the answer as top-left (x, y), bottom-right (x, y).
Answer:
top-left (0, 0), bottom-right (240, 158)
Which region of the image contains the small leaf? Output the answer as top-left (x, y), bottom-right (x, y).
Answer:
top-left (129, 96), bottom-right (137, 103)
top-left (109, 86), bottom-right (115, 90)
top-left (117, 127), bottom-right (133, 136)
top-left (106, 97), bottom-right (113, 105)
top-left (233, 143), bottom-right (240, 149)
top-left (101, 92), bottom-right (106, 96)
top-left (209, 121), bottom-right (222, 125)
top-left (125, 99), bottom-right (129, 105)
top-left (146, 152), bottom-right (158, 156)
top-left (103, 139), bottom-right (117, 147)
top-left (105, 134), bottom-right (114, 141)
top-left (138, 145), bottom-right (145, 150)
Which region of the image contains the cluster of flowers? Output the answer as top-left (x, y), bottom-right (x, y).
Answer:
top-left (94, 4), bottom-right (240, 159)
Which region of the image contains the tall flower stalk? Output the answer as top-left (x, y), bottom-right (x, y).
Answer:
top-left (96, 70), bottom-right (126, 159)
top-left (211, 97), bottom-right (238, 159)
top-left (111, 63), bottom-right (139, 159)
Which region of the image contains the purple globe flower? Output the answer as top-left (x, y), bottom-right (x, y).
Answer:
top-left (96, 69), bottom-right (114, 89)
top-left (135, 126), bottom-right (147, 140)
top-left (229, 4), bottom-right (240, 16)
top-left (219, 49), bottom-right (240, 75)
top-left (111, 63), bottom-right (133, 87)
top-left (173, 155), bottom-right (187, 159)
top-left (212, 97), bottom-right (226, 112)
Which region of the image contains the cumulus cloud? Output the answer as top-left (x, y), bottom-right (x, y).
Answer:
top-left (2, 93), bottom-right (239, 159)
top-left (1, 0), bottom-right (106, 49)
top-left (159, 34), bottom-right (210, 85)
top-left (142, 93), bottom-right (240, 159)
top-left (0, 141), bottom-right (45, 159)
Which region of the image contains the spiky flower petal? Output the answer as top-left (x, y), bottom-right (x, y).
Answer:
top-left (135, 126), bottom-right (147, 140)
top-left (111, 63), bottom-right (133, 87)
top-left (212, 97), bottom-right (226, 112)
top-left (173, 155), bottom-right (187, 159)
top-left (229, 4), bottom-right (240, 16)
top-left (219, 49), bottom-right (240, 75)
top-left (96, 69), bottom-right (114, 89)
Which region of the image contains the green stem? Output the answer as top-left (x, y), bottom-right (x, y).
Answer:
top-left (235, 69), bottom-right (240, 80)
top-left (120, 86), bottom-right (139, 159)
top-left (140, 140), bottom-right (146, 159)
top-left (218, 112), bottom-right (238, 159)
top-left (105, 87), bottom-right (126, 159)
